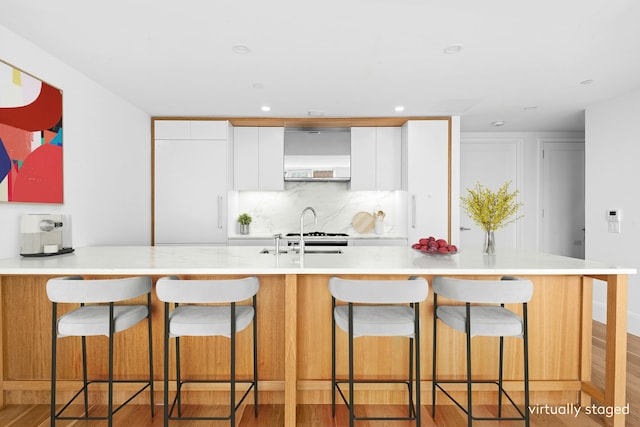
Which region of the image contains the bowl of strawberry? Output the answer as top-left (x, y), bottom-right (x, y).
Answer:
top-left (411, 236), bottom-right (459, 255)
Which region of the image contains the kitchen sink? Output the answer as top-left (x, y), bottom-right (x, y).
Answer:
top-left (296, 249), bottom-right (343, 254)
top-left (259, 248), bottom-right (343, 254)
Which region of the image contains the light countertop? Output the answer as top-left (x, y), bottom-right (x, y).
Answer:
top-left (0, 245), bottom-right (634, 276)
top-left (227, 233), bottom-right (407, 240)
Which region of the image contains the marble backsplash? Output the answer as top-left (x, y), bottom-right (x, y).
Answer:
top-left (230, 182), bottom-right (407, 236)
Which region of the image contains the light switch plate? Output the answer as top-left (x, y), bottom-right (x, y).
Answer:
top-left (608, 222), bottom-right (621, 233)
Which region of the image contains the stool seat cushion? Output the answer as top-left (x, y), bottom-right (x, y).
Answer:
top-left (169, 305), bottom-right (255, 338)
top-left (57, 305), bottom-right (149, 337)
top-left (334, 305), bottom-right (416, 338)
top-left (436, 305), bottom-right (524, 337)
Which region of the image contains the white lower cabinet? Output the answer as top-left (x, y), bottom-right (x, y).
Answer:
top-left (154, 138), bottom-right (228, 244)
top-left (227, 238), bottom-right (273, 246)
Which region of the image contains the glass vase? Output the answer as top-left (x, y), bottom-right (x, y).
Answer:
top-left (483, 230), bottom-right (495, 255)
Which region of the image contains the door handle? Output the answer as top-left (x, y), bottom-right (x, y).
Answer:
top-left (411, 195), bottom-right (416, 229)
top-left (217, 195), bottom-right (223, 229)
top-left (460, 226), bottom-right (471, 231)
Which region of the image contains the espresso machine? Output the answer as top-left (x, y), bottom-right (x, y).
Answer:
top-left (20, 214), bottom-right (73, 256)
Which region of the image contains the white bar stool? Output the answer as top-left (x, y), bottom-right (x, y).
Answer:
top-left (432, 276), bottom-right (533, 426)
top-left (156, 276), bottom-right (259, 427)
top-left (47, 275), bottom-right (154, 427)
top-left (328, 276), bottom-right (429, 427)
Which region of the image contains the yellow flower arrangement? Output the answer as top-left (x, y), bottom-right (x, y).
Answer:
top-left (460, 181), bottom-right (523, 232)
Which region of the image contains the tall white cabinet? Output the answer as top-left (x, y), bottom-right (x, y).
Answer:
top-left (402, 119), bottom-right (451, 244)
top-left (154, 120), bottom-right (232, 244)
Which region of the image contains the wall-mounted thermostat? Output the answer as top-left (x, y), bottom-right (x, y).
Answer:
top-left (607, 209), bottom-right (621, 233)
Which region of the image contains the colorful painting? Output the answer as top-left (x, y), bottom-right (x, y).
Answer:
top-left (0, 59), bottom-right (63, 204)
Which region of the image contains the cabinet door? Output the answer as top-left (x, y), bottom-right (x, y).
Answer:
top-left (403, 120), bottom-right (450, 244)
top-left (190, 120), bottom-right (228, 140)
top-left (154, 139), bottom-right (227, 244)
top-left (154, 120), bottom-right (190, 139)
top-left (233, 127), bottom-right (260, 190)
top-left (350, 127), bottom-right (377, 190)
top-left (376, 127), bottom-right (401, 190)
top-left (258, 127), bottom-right (284, 190)
top-left (154, 120), bottom-right (228, 140)
top-left (233, 127), bottom-right (284, 191)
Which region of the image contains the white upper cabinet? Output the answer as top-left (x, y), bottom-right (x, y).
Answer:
top-left (233, 127), bottom-right (284, 191)
top-left (155, 120), bottom-right (228, 140)
top-left (233, 127), bottom-right (259, 190)
top-left (350, 127), bottom-right (401, 191)
top-left (375, 127), bottom-right (402, 190)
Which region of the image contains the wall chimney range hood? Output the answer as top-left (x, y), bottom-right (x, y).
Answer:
top-left (283, 127), bottom-right (351, 182)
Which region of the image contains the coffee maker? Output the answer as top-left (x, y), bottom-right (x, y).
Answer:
top-left (20, 214), bottom-right (73, 256)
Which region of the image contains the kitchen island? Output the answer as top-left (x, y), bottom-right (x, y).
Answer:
top-left (0, 245), bottom-right (634, 427)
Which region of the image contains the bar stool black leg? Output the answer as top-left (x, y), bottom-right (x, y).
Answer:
top-left (414, 301), bottom-right (421, 427)
top-left (331, 297), bottom-right (336, 417)
top-left (81, 335), bottom-right (89, 417)
top-left (432, 294), bottom-right (438, 419)
top-left (348, 302), bottom-right (354, 427)
top-left (408, 336), bottom-right (414, 417)
top-left (108, 303), bottom-right (115, 427)
top-left (163, 303), bottom-right (169, 427)
top-left (253, 295), bottom-right (258, 416)
top-left (498, 335), bottom-right (504, 417)
top-left (523, 304), bottom-right (530, 427)
top-left (230, 302), bottom-right (236, 427)
top-left (51, 303), bottom-right (57, 427)
top-left (465, 302), bottom-right (472, 427)
top-left (147, 293), bottom-right (155, 416)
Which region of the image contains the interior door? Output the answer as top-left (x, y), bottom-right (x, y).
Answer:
top-left (541, 141), bottom-right (585, 258)
top-left (460, 139), bottom-right (519, 250)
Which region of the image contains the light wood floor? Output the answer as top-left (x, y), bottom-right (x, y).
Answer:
top-left (0, 321), bottom-right (637, 426)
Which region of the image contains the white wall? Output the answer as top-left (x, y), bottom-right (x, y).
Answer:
top-left (0, 25), bottom-right (151, 259)
top-left (460, 131), bottom-right (585, 251)
top-left (586, 87), bottom-right (640, 336)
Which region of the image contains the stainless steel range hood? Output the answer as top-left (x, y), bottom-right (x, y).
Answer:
top-left (284, 127), bottom-right (351, 182)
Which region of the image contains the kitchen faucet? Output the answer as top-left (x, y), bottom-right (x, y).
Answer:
top-left (299, 207), bottom-right (318, 255)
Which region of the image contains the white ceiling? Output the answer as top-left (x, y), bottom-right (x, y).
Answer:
top-left (2, 0), bottom-right (640, 132)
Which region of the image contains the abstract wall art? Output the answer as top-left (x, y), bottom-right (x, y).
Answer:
top-left (0, 59), bottom-right (63, 204)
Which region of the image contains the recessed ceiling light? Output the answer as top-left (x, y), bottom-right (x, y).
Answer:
top-left (261, 106), bottom-right (271, 112)
top-left (232, 44), bottom-right (250, 54)
top-left (395, 106), bottom-right (405, 112)
top-left (490, 120), bottom-right (505, 127)
top-left (580, 79), bottom-right (595, 85)
top-left (443, 44), bottom-right (464, 54)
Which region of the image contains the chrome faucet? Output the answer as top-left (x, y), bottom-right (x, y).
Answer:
top-left (299, 206), bottom-right (318, 255)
